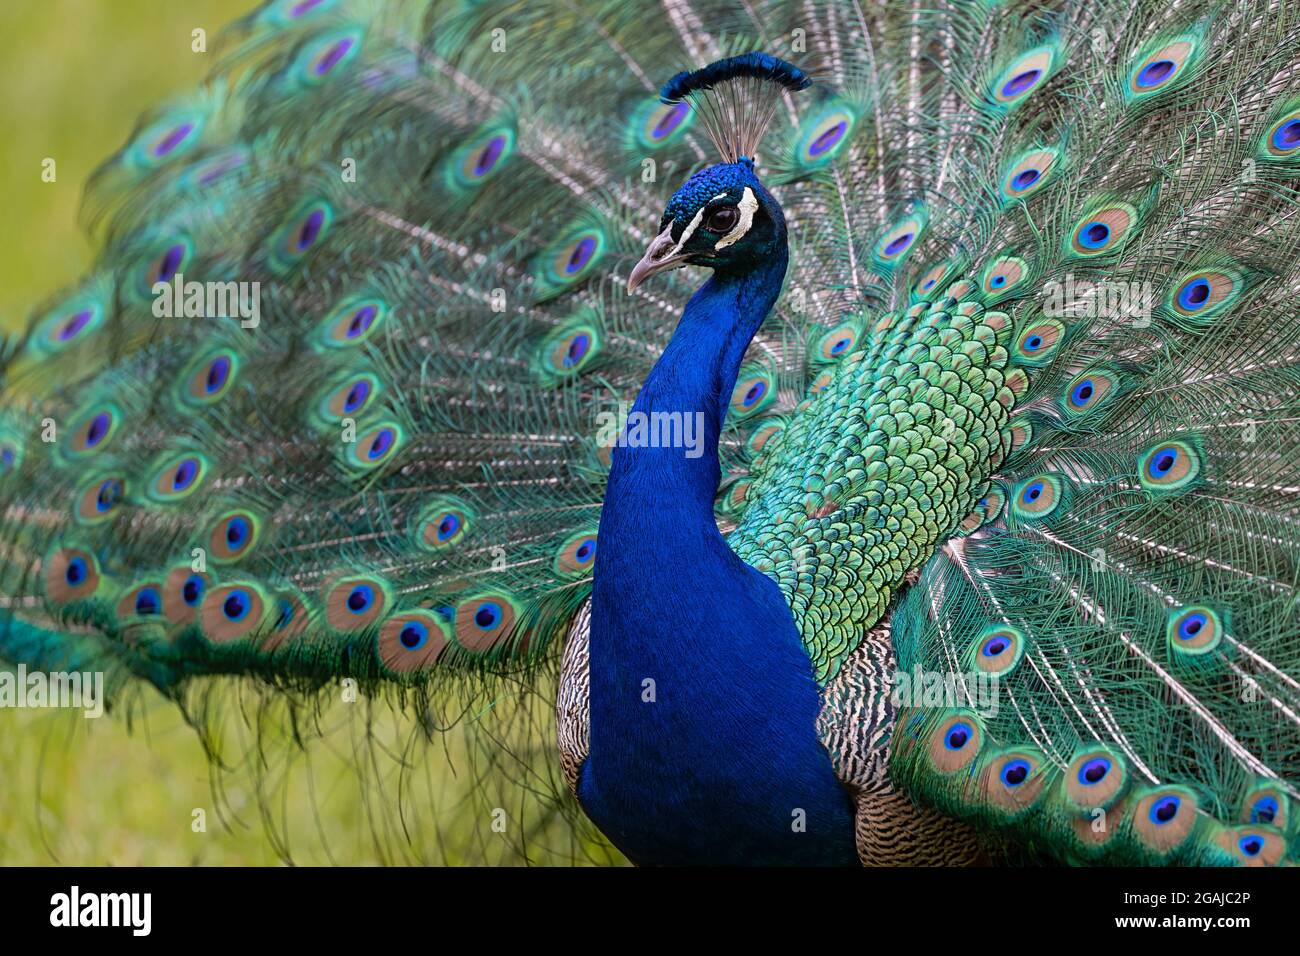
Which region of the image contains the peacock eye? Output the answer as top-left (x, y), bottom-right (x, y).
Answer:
top-left (706, 206), bottom-right (740, 233)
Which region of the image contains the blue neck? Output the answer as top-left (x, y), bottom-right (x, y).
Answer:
top-left (611, 250), bottom-right (788, 527)
top-left (582, 246), bottom-right (858, 865)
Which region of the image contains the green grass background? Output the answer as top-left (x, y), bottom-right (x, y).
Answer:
top-left (0, 1), bottom-right (616, 866)
top-left (0, 1), bottom-right (256, 329)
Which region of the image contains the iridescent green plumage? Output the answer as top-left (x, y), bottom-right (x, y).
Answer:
top-left (2, 0), bottom-right (1299, 865)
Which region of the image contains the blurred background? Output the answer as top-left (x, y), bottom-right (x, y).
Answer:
top-left (0, 0), bottom-right (271, 868)
top-left (1, 1), bottom-right (252, 329)
top-left (0, 0), bottom-right (615, 866)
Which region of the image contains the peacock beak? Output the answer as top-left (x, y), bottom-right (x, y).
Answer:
top-left (627, 223), bottom-right (691, 293)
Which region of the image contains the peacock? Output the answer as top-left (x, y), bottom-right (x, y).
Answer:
top-left (3, 0), bottom-right (1299, 867)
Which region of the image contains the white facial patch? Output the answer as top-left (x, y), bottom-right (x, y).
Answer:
top-left (670, 205), bottom-right (707, 257)
top-left (668, 192), bottom-right (729, 256)
top-left (715, 187), bottom-right (758, 251)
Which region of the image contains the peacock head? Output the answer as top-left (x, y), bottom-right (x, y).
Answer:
top-left (627, 159), bottom-right (786, 291)
top-left (627, 52), bottom-right (810, 293)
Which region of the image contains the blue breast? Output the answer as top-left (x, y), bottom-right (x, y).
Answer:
top-left (580, 261), bottom-right (857, 866)
top-left (580, 552), bottom-right (859, 866)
